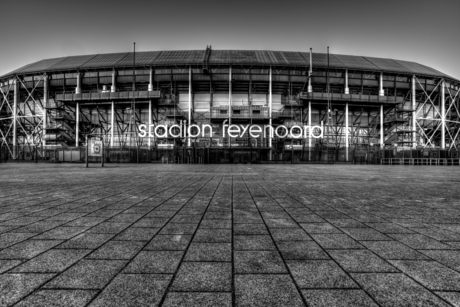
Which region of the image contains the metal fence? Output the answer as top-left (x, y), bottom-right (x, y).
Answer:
top-left (1, 144), bottom-right (459, 165)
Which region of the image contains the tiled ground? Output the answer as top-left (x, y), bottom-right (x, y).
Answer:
top-left (0, 164), bottom-right (460, 307)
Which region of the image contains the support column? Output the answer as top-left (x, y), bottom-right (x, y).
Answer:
top-left (13, 78), bottom-right (18, 159)
top-left (345, 103), bottom-right (349, 161)
top-left (188, 66), bottom-right (192, 147)
top-left (229, 66), bottom-right (232, 125)
top-left (43, 74), bottom-right (48, 148)
top-left (380, 105), bottom-right (384, 147)
top-left (411, 75), bottom-right (416, 148)
top-left (111, 69), bottom-right (116, 93)
top-left (75, 103), bottom-right (79, 147)
top-left (148, 100), bottom-right (152, 147)
top-left (441, 79), bottom-right (446, 149)
top-left (344, 69), bottom-right (349, 94)
top-left (308, 48), bottom-right (313, 93)
top-left (308, 100), bottom-right (312, 160)
top-left (148, 67), bottom-right (153, 91)
top-left (111, 101), bottom-right (114, 147)
top-left (269, 66), bottom-right (273, 160)
top-left (76, 72), bottom-right (81, 94)
top-left (379, 72), bottom-right (384, 96)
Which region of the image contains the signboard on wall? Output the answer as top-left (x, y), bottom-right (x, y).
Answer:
top-left (90, 138), bottom-right (103, 157)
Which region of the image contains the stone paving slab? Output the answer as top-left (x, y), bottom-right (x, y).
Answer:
top-left (1, 163), bottom-right (460, 306)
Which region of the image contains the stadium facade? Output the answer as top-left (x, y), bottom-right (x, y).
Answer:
top-left (1, 47), bottom-right (459, 164)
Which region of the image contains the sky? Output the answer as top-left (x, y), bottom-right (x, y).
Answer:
top-left (1, 0), bottom-right (460, 79)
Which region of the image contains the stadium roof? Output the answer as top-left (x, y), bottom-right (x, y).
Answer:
top-left (2, 50), bottom-right (456, 81)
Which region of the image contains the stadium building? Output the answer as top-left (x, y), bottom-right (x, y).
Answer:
top-left (1, 47), bottom-right (459, 164)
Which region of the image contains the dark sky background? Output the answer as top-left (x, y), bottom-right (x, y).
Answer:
top-left (1, 0), bottom-right (459, 79)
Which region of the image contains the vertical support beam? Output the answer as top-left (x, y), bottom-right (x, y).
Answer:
top-left (344, 69), bottom-right (349, 94)
top-left (76, 72), bottom-right (81, 94)
top-left (308, 48), bottom-right (313, 93)
top-left (13, 78), bottom-right (18, 159)
top-left (308, 100), bottom-right (312, 160)
top-left (111, 101), bottom-right (114, 147)
top-left (111, 69), bottom-right (116, 93)
top-left (380, 104), bottom-right (384, 147)
top-left (441, 79), bottom-right (446, 149)
top-left (379, 72), bottom-right (384, 96)
top-left (345, 103), bottom-right (349, 161)
top-left (75, 102), bottom-right (79, 147)
top-left (188, 66), bottom-right (192, 147)
top-left (229, 66), bottom-right (232, 125)
top-left (148, 67), bottom-right (153, 91)
top-left (411, 75), bottom-right (416, 148)
top-left (43, 74), bottom-right (48, 148)
top-left (148, 100), bottom-right (152, 147)
top-left (269, 66), bottom-right (273, 160)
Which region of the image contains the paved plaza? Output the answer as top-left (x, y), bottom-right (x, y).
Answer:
top-left (0, 164), bottom-right (460, 306)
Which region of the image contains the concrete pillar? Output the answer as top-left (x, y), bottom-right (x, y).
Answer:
top-left (379, 72), bottom-right (384, 96)
top-left (148, 67), bottom-right (153, 91)
top-left (188, 66), bottom-right (192, 147)
top-left (111, 102), bottom-right (114, 147)
top-left (229, 66), bottom-right (232, 125)
top-left (75, 103), bottom-right (79, 147)
top-left (380, 105), bottom-right (384, 147)
top-left (308, 48), bottom-right (313, 93)
top-left (411, 75), bottom-right (416, 148)
top-left (148, 100), bottom-right (152, 147)
top-left (344, 69), bottom-right (349, 94)
top-left (345, 103), bottom-right (349, 161)
top-left (441, 79), bottom-right (446, 149)
top-left (43, 75), bottom-right (48, 148)
top-left (13, 78), bottom-right (18, 159)
top-left (76, 72), bottom-right (81, 94)
top-left (111, 69), bottom-right (116, 93)
top-left (269, 66), bottom-right (273, 160)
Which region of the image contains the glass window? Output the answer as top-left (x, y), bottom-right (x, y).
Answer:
top-left (155, 69), bottom-right (171, 74)
top-left (84, 72), bottom-right (97, 77)
top-left (52, 74), bottom-right (64, 79)
top-left (396, 76), bottom-right (407, 82)
top-left (349, 72), bottom-right (361, 78)
top-left (312, 71), bottom-right (326, 76)
top-left (220, 110), bottom-right (228, 114)
top-left (65, 73), bottom-right (77, 78)
top-left (172, 69), bottom-right (188, 74)
top-left (383, 75), bottom-right (395, 81)
top-left (98, 71), bottom-right (112, 76)
top-left (363, 74), bottom-right (376, 79)
top-left (329, 72), bottom-right (343, 78)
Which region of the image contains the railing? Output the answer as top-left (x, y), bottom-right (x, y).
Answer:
top-left (56, 90), bottom-right (161, 101)
top-left (381, 158), bottom-right (460, 165)
top-left (164, 110), bottom-right (187, 118)
top-left (210, 106), bottom-right (270, 119)
top-left (299, 92), bottom-right (405, 104)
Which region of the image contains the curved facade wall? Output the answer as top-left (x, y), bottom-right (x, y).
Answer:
top-left (1, 50), bottom-right (459, 163)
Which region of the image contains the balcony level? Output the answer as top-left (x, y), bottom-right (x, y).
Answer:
top-left (299, 92), bottom-right (405, 104)
top-left (56, 90), bottom-right (161, 102)
top-left (210, 106), bottom-right (270, 120)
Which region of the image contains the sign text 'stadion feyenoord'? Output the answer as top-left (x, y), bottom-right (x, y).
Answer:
top-left (138, 121), bottom-right (324, 139)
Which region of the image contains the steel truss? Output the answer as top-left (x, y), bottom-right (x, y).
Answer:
top-left (0, 75), bottom-right (46, 158)
top-left (414, 77), bottom-right (460, 149)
